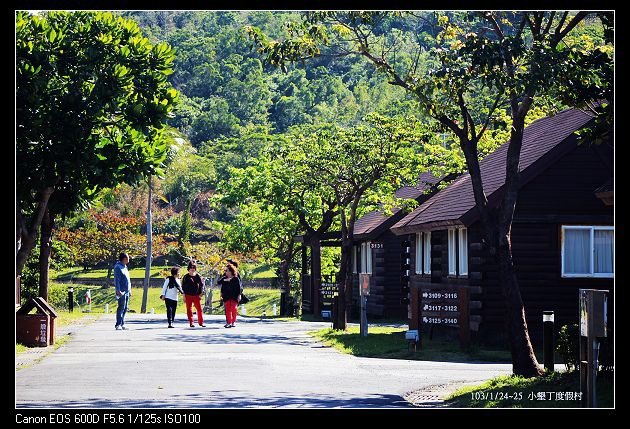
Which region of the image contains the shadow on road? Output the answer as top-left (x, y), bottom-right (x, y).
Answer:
top-left (122, 316), bottom-right (287, 329)
top-left (157, 332), bottom-right (315, 346)
top-left (116, 317), bottom-right (320, 347)
top-left (16, 390), bottom-right (412, 408)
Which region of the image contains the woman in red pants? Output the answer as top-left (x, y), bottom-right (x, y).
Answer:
top-left (181, 261), bottom-right (205, 327)
top-left (219, 263), bottom-right (242, 328)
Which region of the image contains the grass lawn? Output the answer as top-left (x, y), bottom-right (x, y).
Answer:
top-left (245, 262), bottom-right (276, 279)
top-left (16, 343), bottom-right (28, 354)
top-left (54, 263), bottom-right (278, 281)
top-left (50, 283), bottom-right (281, 318)
top-left (446, 371), bottom-right (614, 408)
top-left (55, 309), bottom-right (99, 327)
top-left (310, 327), bottom-right (511, 362)
top-left (54, 266), bottom-right (169, 280)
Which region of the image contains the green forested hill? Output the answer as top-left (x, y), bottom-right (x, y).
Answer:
top-left (125, 11), bottom-right (420, 147)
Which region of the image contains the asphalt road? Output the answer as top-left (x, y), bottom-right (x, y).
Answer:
top-left (15, 313), bottom-right (512, 408)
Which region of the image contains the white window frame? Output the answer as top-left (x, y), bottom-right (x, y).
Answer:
top-left (448, 227), bottom-right (467, 277)
top-left (415, 232), bottom-right (432, 275)
top-left (448, 228), bottom-right (457, 275)
top-left (415, 233), bottom-right (422, 274)
top-left (423, 231), bottom-right (431, 275)
top-left (360, 241), bottom-right (373, 274)
top-left (458, 228), bottom-right (468, 276)
top-left (561, 225), bottom-right (614, 278)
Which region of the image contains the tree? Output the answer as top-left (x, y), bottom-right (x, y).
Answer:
top-left (16, 11), bottom-right (179, 292)
top-left (217, 197), bottom-right (301, 295)
top-left (56, 209), bottom-right (170, 278)
top-left (287, 114), bottom-right (426, 329)
top-left (178, 198), bottom-right (194, 245)
top-left (246, 11), bottom-right (612, 376)
top-left (216, 132), bottom-right (339, 312)
top-left (179, 241), bottom-right (243, 281)
top-left (218, 117), bottom-right (428, 320)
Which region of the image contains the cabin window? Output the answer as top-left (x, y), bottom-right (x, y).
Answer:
top-left (352, 245), bottom-right (358, 274)
top-left (459, 228), bottom-right (468, 275)
top-left (415, 232), bottom-right (431, 275)
top-left (448, 227), bottom-right (468, 277)
top-left (360, 242), bottom-right (373, 274)
top-left (448, 229), bottom-right (456, 275)
top-left (562, 226), bottom-right (614, 278)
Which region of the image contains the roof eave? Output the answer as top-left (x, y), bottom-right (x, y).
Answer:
top-left (391, 219), bottom-right (465, 235)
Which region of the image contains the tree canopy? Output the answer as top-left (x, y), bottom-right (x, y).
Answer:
top-left (16, 10), bottom-right (178, 278)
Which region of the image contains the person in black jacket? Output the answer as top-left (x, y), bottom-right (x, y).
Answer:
top-left (216, 259), bottom-right (242, 295)
top-left (219, 263), bottom-right (242, 328)
top-left (181, 261), bottom-right (205, 328)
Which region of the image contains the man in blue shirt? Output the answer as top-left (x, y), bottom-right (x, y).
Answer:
top-left (113, 252), bottom-right (132, 330)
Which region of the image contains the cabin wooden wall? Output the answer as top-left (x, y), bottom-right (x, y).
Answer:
top-left (351, 230), bottom-right (408, 319)
top-left (474, 142), bottom-right (613, 346)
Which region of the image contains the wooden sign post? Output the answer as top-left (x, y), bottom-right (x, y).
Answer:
top-left (359, 273), bottom-right (370, 337)
top-left (419, 286), bottom-right (470, 349)
top-left (320, 279), bottom-right (337, 320)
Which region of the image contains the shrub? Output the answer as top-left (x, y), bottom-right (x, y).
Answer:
top-left (556, 323), bottom-right (614, 374)
top-left (48, 283), bottom-right (70, 310)
top-left (598, 333), bottom-right (614, 374)
top-left (556, 324), bottom-right (579, 371)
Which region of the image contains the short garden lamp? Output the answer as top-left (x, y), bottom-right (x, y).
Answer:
top-left (543, 311), bottom-right (554, 372)
top-left (68, 287), bottom-right (74, 312)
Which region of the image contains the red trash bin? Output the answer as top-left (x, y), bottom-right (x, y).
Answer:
top-left (16, 297), bottom-right (58, 347)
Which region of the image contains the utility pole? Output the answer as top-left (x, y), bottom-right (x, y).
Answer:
top-left (141, 177), bottom-right (153, 314)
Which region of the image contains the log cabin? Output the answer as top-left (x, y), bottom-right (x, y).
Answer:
top-left (296, 172), bottom-right (444, 318)
top-left (391, 107), bottom-right (613, 347)
top-left (349, 172), bottom-right (441, 319)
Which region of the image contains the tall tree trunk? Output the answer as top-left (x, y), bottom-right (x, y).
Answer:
top-left (494, 101), bottom-right (542, 377)
top-left (300, 244), bottom-right (308, 308)
top-left (141, 177), bottom-right (153, 314)
top-left (336, 202), bottom-right (360, 331)
top-left (497, 233), bottom-right (543, 377)
top-left (456, 100), bottom-right (541, 376)
top-left (38, 208), bottom-right (54, 301)
top-left (280, 259), bottom-right (290, 292)
top-left (310, 235), bottom-right (322, 317)
top-left (336, 236), bottom-right (353, 331)
top-left (280, 241), bottom-right (295, 293)
top-left (16, 186), bottom-right (55, 275)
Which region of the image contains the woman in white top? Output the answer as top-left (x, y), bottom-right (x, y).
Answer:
top-left (160, 267), bottom-right (184, 328)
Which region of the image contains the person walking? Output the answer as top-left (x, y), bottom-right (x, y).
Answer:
top-left (219, 263), bottom-right (242, 328)
top-left (160, 267), bottom-right (184, 328)
top-left (217, 259), bottom-right (242, 290)
top-left (113, 252), bottom-right (131, 330)
top-left (182, 261), bottom-right (205, 328)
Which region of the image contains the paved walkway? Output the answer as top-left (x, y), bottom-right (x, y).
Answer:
top-left (15, 314), bottom-right (512, 408)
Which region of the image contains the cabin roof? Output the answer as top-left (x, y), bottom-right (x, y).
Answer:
top-left (392, 108), bottom-right (595, 234)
